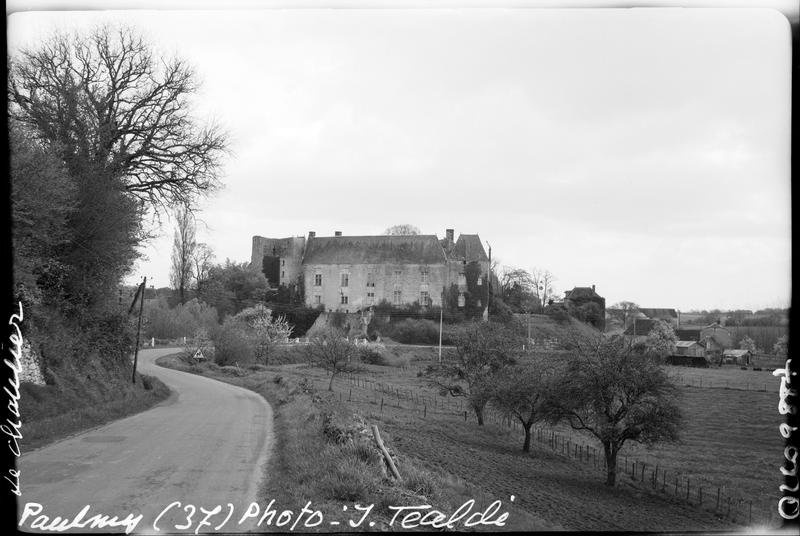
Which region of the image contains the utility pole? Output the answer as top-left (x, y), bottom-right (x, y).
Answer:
top-left (131, 276), bottom-right (147, 384)
top-left (438, 307), bottom-right (443, 363)
top-left (527, 310), bottom-right (531, 351)
top-left (484, 241), bottom-right (491, 322)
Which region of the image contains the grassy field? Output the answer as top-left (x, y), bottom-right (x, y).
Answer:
top-left (250, 354), bottom-right (783, 531)
top-left (156, 345), bottom-right (785, 530)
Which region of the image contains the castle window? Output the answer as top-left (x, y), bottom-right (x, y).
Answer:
top-left (477, 276), bottom-right (482, 286)
top-left (421, 269), bottom-right (429, 283)
top-left (314, 274), bottom-right (322, 286)
top-left (366, 273), bottom-right (375, 287)
top-left (367, 292), bottom-right (375, 305)
top-left (420, 291), bottom-right (430, 306)
top-left (281, 259), bottom-right (285, 267)
top-left (394, 270), bottom-right (402, 279)
top-left (314, 295), bottom-right (321, 305)
top-left (341, 295), bottom-right (349, 305)
top-left (281, 271), bottom-right (285, 279)
top-left (458, 273), bottom-right (466, 286)
top-left (341, 273), bottom-right (349, 287)
top-left (393, 290), bottom-right (402, 305)
top-left (458, 292), bottom-right (465, 307)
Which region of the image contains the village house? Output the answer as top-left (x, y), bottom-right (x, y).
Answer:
top-left (250, 229), bottom-right (489, 312)
top-left (675, 322), bottom-right (733, 362)
top-left (563, 285), bottom-right (606, 330)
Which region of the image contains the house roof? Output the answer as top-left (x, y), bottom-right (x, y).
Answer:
top-left (302, 235), bottom-right (448, 265)
top-left (639, 308), bottom-right (678, 319)
top-left (565, 287), bottom-right (603, 301)
top-left (723, 349), bottom-right (752, 357)
top-left (676, 328), bottom-right (702, 341)
top-left (676, 340), bottom-right (701, 348)
top-left (449, 234), bottom-right (488, 263)
top-left (624, 318), bottom-right (657, 336)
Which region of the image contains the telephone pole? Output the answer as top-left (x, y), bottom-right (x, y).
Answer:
top-left (131, 276), bottom-right (147, 384)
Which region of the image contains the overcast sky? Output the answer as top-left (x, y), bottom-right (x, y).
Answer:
top-left (7, 4), bottom-right (792, 312)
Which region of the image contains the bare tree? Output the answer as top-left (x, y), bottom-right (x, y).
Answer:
top-left (549, 335), bottom-right (683, 486)
top-left (384, 224), bottom-right (421, 235)
top-left (490, 358), bottom-right (562, 452)
top-left (530, 268), bottom-right (557, 312)
top-left (431, 322), bottom-right (520, 425)
top-left (170, 206), bottom-right (196, 305)
top-left (609, 301), bottom-right (640, 329)
top-left (8, 25), bottom-right (228, 213)
top-left (192, 243), bottom-right (215, 293)
top-left (305, 326), bottom-right (358, 390)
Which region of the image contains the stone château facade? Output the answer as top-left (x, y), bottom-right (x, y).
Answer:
top-left (251, 229), bottom-right (489, 312)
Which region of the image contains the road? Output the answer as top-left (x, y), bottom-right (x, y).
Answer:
top-left (16, 348), bottom-right (274, 533)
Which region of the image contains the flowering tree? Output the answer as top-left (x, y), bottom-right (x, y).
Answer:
top-left (233, 304), bottom-right (294, 365)
top-left (644, 320), bottom-right (677, 361)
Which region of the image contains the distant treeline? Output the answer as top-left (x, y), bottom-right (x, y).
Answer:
top-left (728, 325), bottom-right (788, 353)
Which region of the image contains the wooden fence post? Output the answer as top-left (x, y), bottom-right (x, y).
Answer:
top-left (381, 397), bottom-right (384, 412)
top-left (686, 478), bottom-right (691, 502)
top-left (716, 488), bottom-right (721, 511)
top-left (371, 425), bottom-right (401, 480)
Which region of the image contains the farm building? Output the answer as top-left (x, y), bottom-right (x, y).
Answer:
top-left (638, 308), bottom-right (679, 328)
top-left (251, 229), bottom-right (489, 313)
top-left (675, 323), bottom-right (733, 362)
top-left (722, 349), bottom-right (752, 365)
top-left (674, 340), bottom-right (706, 358)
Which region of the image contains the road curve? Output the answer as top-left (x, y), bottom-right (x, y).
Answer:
top-left (16, 348), bottom-right (273, 533)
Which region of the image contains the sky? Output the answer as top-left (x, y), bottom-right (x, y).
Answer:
top-left (7, 2), bottom-right (793, 312)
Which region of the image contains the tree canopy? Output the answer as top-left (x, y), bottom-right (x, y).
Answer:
top-left (383, 224), bottom-right (421, 235)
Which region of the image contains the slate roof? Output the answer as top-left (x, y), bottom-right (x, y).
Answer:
top-left (565, 287), bottom-right (603, 300)
top-left (675, 328), bottom-right (703, 341)
top-left (639, 308), bottom-right (678, 319)
top-left (450, 234), bottom-right (489, 263)
top-left (676, 340), bottom-right (702, 348)
top-left (302, 235), bottom-right (448, 265)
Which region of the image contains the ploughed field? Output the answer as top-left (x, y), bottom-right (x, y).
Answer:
top-left (268, 352), bottom-right (784, 531)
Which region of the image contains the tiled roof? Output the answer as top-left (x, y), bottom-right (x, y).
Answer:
top-left (675, 328), bottom-right (703, 341)
top-left (303, 235), bottom-right (447, 265)
top-left (676, 340), bottom-right (701, 348)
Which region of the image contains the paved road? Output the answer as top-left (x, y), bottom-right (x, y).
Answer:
top-left (16, 348), bottom-right (273, 533)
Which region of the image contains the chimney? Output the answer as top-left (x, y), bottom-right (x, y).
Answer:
top-left (308, 231), bottom-right (315, 239)
top-left (592, 284), bottom-right (596, 292)
top-left (334, 231), bottom-right (342, 237)
top-left (446, 229), bottom-right (454, 243)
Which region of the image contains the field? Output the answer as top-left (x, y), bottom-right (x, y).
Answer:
top-left (251, 350), bottom-right (784, 531)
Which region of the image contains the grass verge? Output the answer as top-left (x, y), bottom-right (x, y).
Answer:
top-left (20, 372), bottom-right (170, 452)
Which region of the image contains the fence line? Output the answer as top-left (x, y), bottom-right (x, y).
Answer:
top-left (309, 370), bottom-right (770, 527)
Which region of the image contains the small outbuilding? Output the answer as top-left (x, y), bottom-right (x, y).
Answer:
top-left (674, 340), bottom-right (706, 358)
top-left (722, 349), bottom-right (752, 366)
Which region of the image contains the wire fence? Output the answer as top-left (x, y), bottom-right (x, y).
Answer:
top-left (302, 369), bottom-right (773, 528)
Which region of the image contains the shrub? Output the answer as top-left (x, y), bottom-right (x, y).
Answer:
top-left (211, 320), bottom-right (254, 365)
top-left (386, 318), bottom-right (439, 344)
